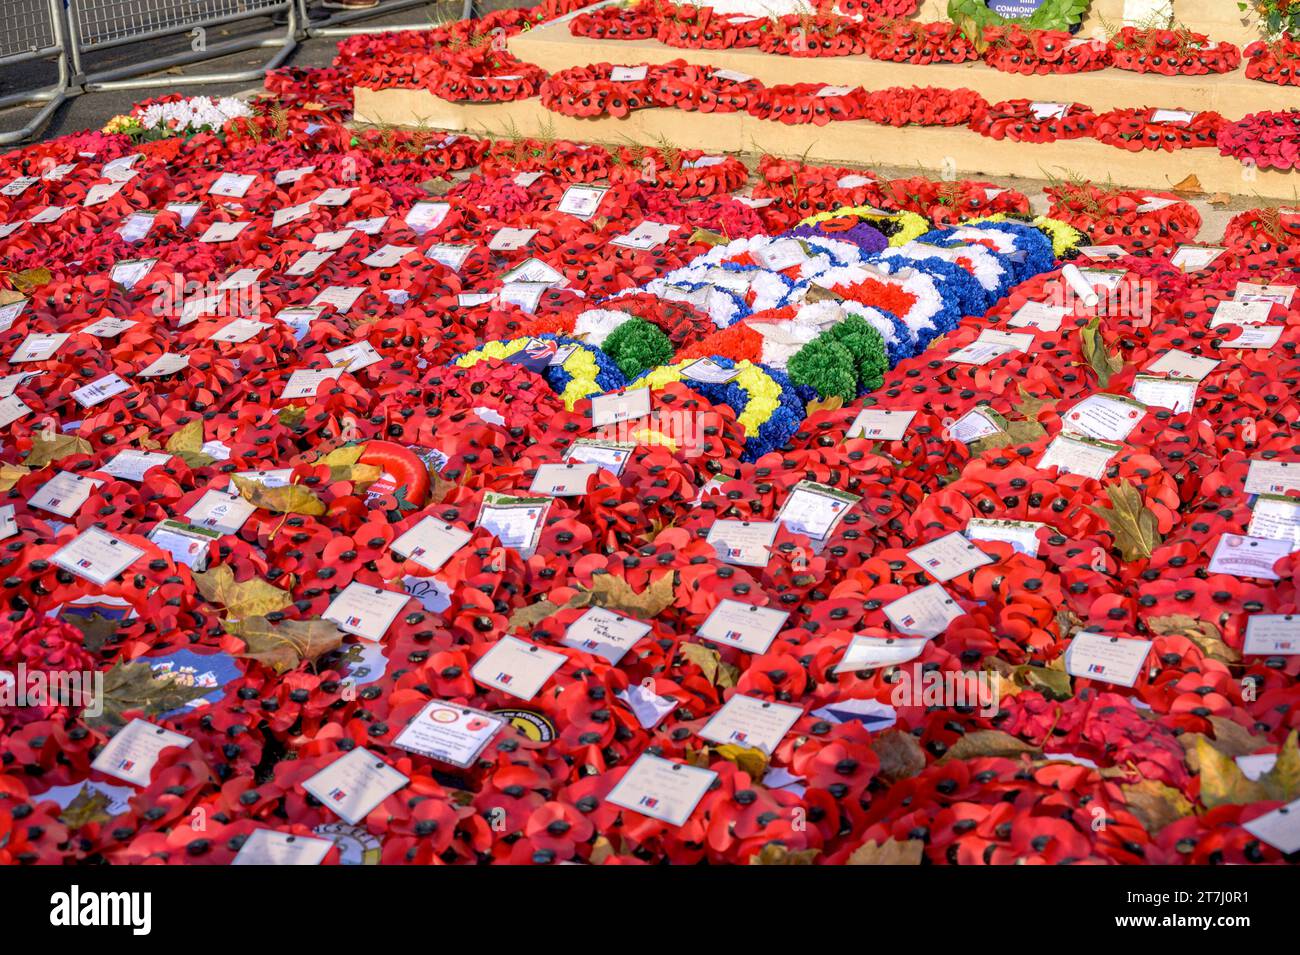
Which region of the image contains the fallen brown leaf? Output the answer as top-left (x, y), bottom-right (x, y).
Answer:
top-left (942, 729), bottom-right (1041, 762)
top-left (846, 838), bottom-right (924, 865)
top-left (1122, 779), bottom-right (1193, 834)
top-left (194, 565), bottom-right (294, 620)
top-left (872, 729), bottom-right (927, 782)
top-left (749, 844), bottom-right (820, 865)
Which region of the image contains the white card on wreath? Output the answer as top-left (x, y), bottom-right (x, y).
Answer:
top-left (1244, 459), bottom-right (1300, 497)
top-left (208, 172), bottom-right (256, 198)
top-left (908, 531), bottom-right (993, 582)
top-left (425, 243), bottom-right (474, 271)
top-left (707, 519), bottom-right (778, 567)
top-left (1247, 497), bottom-right (1300, 551)
top-left (883, 583), bottom-right (963, 638)
top-left (1008, 301), bottom-right (1069, 332)
top-left (1037, 434), bottom-right (1118, 480)
top-left (1065, 632), bottom-right (1151, 688)
top-left (696, 599), bottom-right (788, 655)
top-left (529, 461), bottom-right (601, 497)
top-left (1211, 300), bottom-right (1272, 328)
top-left (325, 340), bottom-right (382, 373)
top-left (362, 245), bottom-right (415, 268)
top-left (1130, 375), bottom-right (1196, 415)
top-left (469, 635), bottom-right (566, 701)
top-left (679, 357), bottom-right (740, 384)
top-left (1169, 245), bottom-right (1224, 271)
top-left (1243, 798), bottom-right (1300, 854)
top-left (561, 606), bottom-right (652, 664)
top-left (965, 518), bottom-right (1045, 558)
top-left (477, 494), bottom-right (549, 556)
top-left (312, 286), bottom-right (365, 313)
top-left (90, 718), bottom-right (193, 788)
top-left (390, 516), bottom-right (472, 573)
top-left (11, 332), bottom-right (68, 363)
top-left (557, 185), bottom-right (608, 220)
top-left (949, 407), bottom-right (1002, 444)
top-left (591, 388), bottom-right (650, 428)
top-left (1244, 615), bottom-right (1300, 656)
top-left (323, 583), bottom-right (411, 641)
top-left (1145, 348), bottom-right (1219, 381)
top-left (185, 490), bottom-right (256, 536)
top-left (0, 394), bottom-right (32, 429)
top-left (834, 635), bottom-right (928, 673)
top-left (392, 701), bottom-right (506, 768)
top-left (198, 221), bottom-right (249, 243)
top-left (303, 748), bottom-right (409, 826)
top-left (82, 315), bottom-right (138, 338)
top-left (232, 829), bottom-right (334, 866)
top-left (1220, 324), bottom-right (1283, 350)
top-left (30, 471), bottom-right (102, 518)
top-left (71, 373), bottom-right (131, 409)
top-left (698, 694), bottom-right (803, 755)
top-left (489, 227), bottom-right (537, 252)
top-left (101, 450), bottom-right (170, 482)
top-left (847, 408), bottom-right (915, 441)
top-left (280, 368), bottom-right (343, 401)
top-left (1060, 393), bottom-right (1146, 442)
top-left (1206, 534), bottom-right (1290, 581)
top-left (1234, 282), bottom-right (1294, 306)
top-left (605, 753), bottom-right (716, 827)
top-left (776, 482), bottom-right (858, 543)
top-left (564, 439), bottom-right (633, 476)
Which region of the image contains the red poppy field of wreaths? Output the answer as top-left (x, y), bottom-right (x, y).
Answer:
top-left (1, 2), bottom-right (1300, 868)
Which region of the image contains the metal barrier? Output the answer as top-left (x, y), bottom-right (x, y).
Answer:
top-left (0, 0), bottom-right (477, 145)
top-left (67, 0), bottom-right (300, 91)
top-left (297, 0), bottom-right (476, 38)
top-left (0, 0), bottom-right (73, 144)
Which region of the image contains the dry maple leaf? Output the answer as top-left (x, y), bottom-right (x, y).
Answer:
top-left (1081, 316), bottom-right (1125, 388)
top-left (579, 570), bottom-right (676, 618)
top-left (1194, 730), bottom-right (1300, 808)
top-left (85, 660), bottom-right (214, 728)
top-left (165, 419), bottom-right (214, 469)
top-left (6, 267), bottom-right (51, 294)
top-left (1013, 663), bottom-right (1072, 700)
top-left (194, 565), bottom-right (294, 620)
top-left (749, 844), bottom-right (820, 865)
top-left (506, 594), bottom-right (588, 630)
top-left (316, 444), bottom-right (382, 487)
top-left (872, 729), bottom-right (926, 782)
top-left (60, 786), bottom-right (116, 828)
top-left (941, 729), bottom-right (1041, 762)
top-left (1146, 614), bottom-right (1239, 664)
top-left (689, 227), bottom-right (728, 246)
top-left (679, 642), bottom-right (738, 688)
top-left (846, 838), bottom-right (924, 865)
top-left (231, 475), bottom-right (327, 516)
top-left (1090, 480), bottom-right (1161, 561)
top-left (25, 430), bottom-right (92, 468)
top-left (226, 616), bottom-right (345, 673)
top-left (1121, 779), bottom-right (1193, 834)
top-left (0, 463), bottom-right (29, 491)
top-left (64, 612), bottom-right (120, 654)
top-left (713, 743), bottom-right (769, 780)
